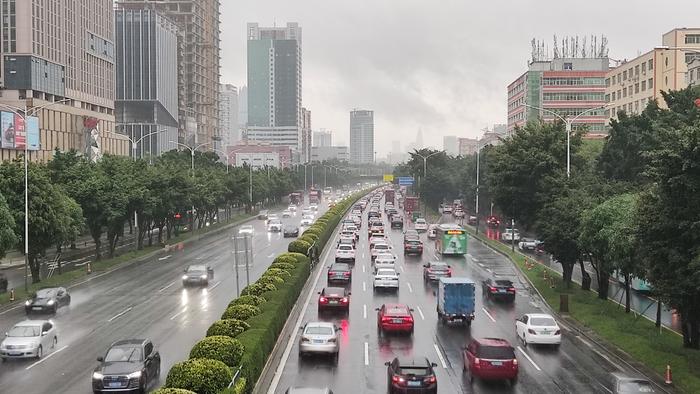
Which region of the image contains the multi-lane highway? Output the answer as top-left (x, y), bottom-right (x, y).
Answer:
top-left (0, 203), bottom-right (323, 393)
top-left (269, 195), bottom-right (662, 393)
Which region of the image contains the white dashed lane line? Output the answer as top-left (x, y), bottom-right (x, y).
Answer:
top-left (416, 306), bottom-right (425, 320)
top-left (433, 343), bottom-right (448, 368)
top-left (481, 307), bottom-right (497, 323)
top-left (517, 346), bottom-right (542, 371)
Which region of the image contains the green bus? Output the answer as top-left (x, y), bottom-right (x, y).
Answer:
top-left (435, 224), bottom-right (468, 255)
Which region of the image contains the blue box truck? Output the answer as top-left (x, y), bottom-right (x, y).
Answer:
top-left (436, 277), bottom-right (475, 326)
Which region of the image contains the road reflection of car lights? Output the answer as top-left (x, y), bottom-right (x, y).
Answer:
top-left (181, 290), bottom-right (188, 306)
top-left (339, 319), bottom-right (349, 343)
top-left (201, 289), bottom-right (209, 308)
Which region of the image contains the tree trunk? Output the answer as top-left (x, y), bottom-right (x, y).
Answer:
top-left (597, 271), bottom-right (610, 300)
top-left (94, 237), bottom-right (102, 261)
top-left (624, 272), bottom-right (631, 313)
top-left (128, 216), bottom-right (133, 235)
top-left (578, 258), bottom-right (591, 291)
top-left (561, 261), bottom-right (574, 288)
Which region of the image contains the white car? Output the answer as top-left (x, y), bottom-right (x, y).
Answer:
top-left (298, 322), bottom-right (340, 359)
top-left (427, 224), bottom-right (438, 239)
top-left (309, 204), bottom-right (318, 212)
top-left (267, 219), bottom-right (283, 232)
top-left (301, 208), bottom-right (312, 217)
top-left (300, 215), bottom-right (314, 226)
top-left (335, 244), bottom-right (356, 263)
top-left (238, 224), bottom-right (254, 235)
top-left (518, 238), bottom-right (540, 251)
top-left (288, 205), bottom-right (297, 212)
top-left (370, 243), bottom-right (392, 260)
top-left (501, 229), bottom-right (521, 242)
top-left (343, 225), bottom-right (359, 239)
top-left (282, 209), bottom-right (292, 218)
top-left (414, 218), bottom-right (428, 232)
top-left (369, 235), bottom-right (388, 249)
top-left (0, 320), bottom-right (58, 360)
top-left (515, 313), bottom-right (561, 347)
top-left (373, 254), bottom-right (396, 271)
top-left (373, 268), bottom-right (400, 291)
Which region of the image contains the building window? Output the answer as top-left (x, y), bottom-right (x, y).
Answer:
top-left (612, 91), bottom-right (616, 100)
top-left (641, 80), bottom-right (646, 91)
top-left (665, 76), bottom-right (668, 86)
top-left (612, 75), bottom-right (616, 84)
top-left (648, 78), bottom-right (653, 90)
top-left (635, 83), bottom-right (639, 94)
top-left (623, 70), bottom-right (627, 80)
top-left (685, 34), bottom-right (700, 44)
top-left (623, 87), bottom-right (627, 97)
top-left (642, 62), bottom-right (646, 73)
top-left (665, 57), bottom-right (669, 67)
top-left (563, 62), bottom-right (573, 70)
top-left (605, 94), bottom-right (610, 102)
top-left (649, 59), bottom-right (653, 70)
top-left (605, 78), bottom-right (610, 87)
top-left (635, 65), bottom-right (640, 75)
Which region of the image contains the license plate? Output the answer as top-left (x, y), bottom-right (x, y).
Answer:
top-left (407, 381), bottom-right (422, 387)
top-left (108, 383), bottom-right (123, 388)
top-left (491, 361), bottom-right (503, 366)
top-left (8, 352), bottom-right (21, 356)
top-left (392, 318), bottom-right (403, 323)
top-left (498, 289), bottom-right (506, 293)
top-left (329, 301), bottom-right (338, 305)
top-left (313, 340), bottom-right (324, 344)
top-left (453, 318), bottom-right (462, 322)
top-left (32, 307), bottom-right (42, 310)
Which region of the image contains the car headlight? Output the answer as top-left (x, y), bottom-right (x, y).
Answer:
top-left (182, 275), bottom-right (188, 280)
top-left (92, 372), bottom-right (104, 380)
top-left (47, 299), bottom-right (55, 306)
top-left (126, 371), bottom-right (142, 379)
top-left (25, 300), bottom-right (31, 306)
top-left (200, 275), bottom-right (207, 279)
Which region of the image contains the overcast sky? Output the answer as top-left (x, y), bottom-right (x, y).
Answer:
top-left (220, 0), bottom-right (700, 156)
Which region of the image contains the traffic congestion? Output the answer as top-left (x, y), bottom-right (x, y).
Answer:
top-left (272, 187), bottom-right (656, 394)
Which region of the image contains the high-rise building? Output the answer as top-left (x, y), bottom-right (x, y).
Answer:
top-left (313, 130), bottom-right (333, 147)
top-left (115, 7), bottom-right (179, 160)
top-left (349, 109), bottom-right (374, 164)
top-left (508, 53), bottom-right (609, 137)
top-left (606, 29), bottom-right (700, 120)
top-left (0, 0), bottom-right (129, 161)
top-left (311, 146), bottom-right (349, 162)
top-left (458, 137), bottom-right (478, 156)
top-left (443, 136), bottom-right (459, 156)
top-left (246, 22), bottom-right (303, 158)
top-left (119, 0), bottom-right (221, 149)
top-left (219, 84), bottom-right (240, 147)
top-left (301, 107), bottom-right (311, 163)
top-left (238, 85), bottom-right (248, 129)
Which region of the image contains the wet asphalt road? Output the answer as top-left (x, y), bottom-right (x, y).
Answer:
top-left (270, 206), bottom-right (643, 393)
top-left (0, 203), bottom-right (324, 393)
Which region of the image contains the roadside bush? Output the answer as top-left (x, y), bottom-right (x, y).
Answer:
top-left (257, 275), bottom-right (284, 286)
top-left (299, 235), bottom-right (316, 245)
top-left (206, 319), bottom-right (250, 338)
top-left (302, 228), bottom-right (321, 237)
top-left (274, 254), bottom-right (299, 266)
top-left (269, 262), bottom-right (295, 271)
top-left (219, 377), bottom-right (246, 394)
top-left (240, 282), bottom-right (277, 297)
top-left (151, 388), bottom-right (196, 394)
top-left (264, 268), bottom-right (291, 277)
top-left (288, 239), bottom-right (311, 255)
top-left (190, 335), bottom-right (244, 367)
top-left (165, 358), bottom-right (232, 394)
top-left (222, 304), bottom-right (260, 321)
top-left (230, 295), bottom-right (266, 307)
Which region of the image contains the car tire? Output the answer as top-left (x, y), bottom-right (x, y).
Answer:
top-left (36, 346), bottom-right (42, 359)
top-left (522, 334), bottom-right (528, 347)
top-left (53, 304), bottom-right (58, 314)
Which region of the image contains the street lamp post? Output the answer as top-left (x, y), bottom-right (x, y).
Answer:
top-left (110, 129), bottom-right (166, 164)
top-left (413, 151), bottom-right (443, 217)
top-left (475, 138), bottom-right (482, 234)
top-left (523, 103), bottom-right (609, 178)
top-left (208, 148), bottom-right (232, 174)
top-left (169, 140), bottom-right (213, 231)
top-left (0, 98), bottom-right (72, 291)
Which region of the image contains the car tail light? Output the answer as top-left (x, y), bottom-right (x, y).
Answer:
top-left (425, 375), bottom-right (436, 384)
top-left (328, 271), bottom-right (333, 277)
top-left (341, 297), bottom-right (349, 303)
top-left (327, 338), bottom-right (337, 343)
top-left (528, 328), bottom-right (537, 335)
top-left (473, 357), bottom-right (481, 368)
top-left (343, 272), bottom-right (350, 277)
top-left (489, 286), bottom-right (497, 293)
top-left (508, 287), bottom-right (516, 293)
top-left (301, 337), bottom-right (310, 343)
top-left (512, 359), bottom-right (518, 369)
top-left (319, 297), bottom-right (327, 304)
top-left (447, 268), bottom-right (453, 275)
top-left (554, 330), bottom-right (561, 335)
top-left (404, 316), bottom-right (413, 323)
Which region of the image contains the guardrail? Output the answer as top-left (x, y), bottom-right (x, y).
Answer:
top-left (228, 365), bottom-right (243, 389)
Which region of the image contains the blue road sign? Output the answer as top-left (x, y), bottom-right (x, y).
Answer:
top-left (398, 176), bottom-right (414, 186)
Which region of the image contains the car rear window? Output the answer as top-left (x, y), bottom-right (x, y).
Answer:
top-left (430, 263), bottom-right (448, 270)
top-left (387, 306), bottom-right (409, 315)
top-left (305, 326), bottom-right (333, 335)
top-left (495, 280), bottom-right (513, 287)
top-left (530, 317), bottom-right (556, 326)
top-left (406, 240), bottom-right (421, 245)
top-left (339, 245), bottom-right (352, 251)
top-left (374, 244), bottom-right (389, 249)
top-left (478, 345), bottom-right (515, 359)
top-left (398, 366), bottom-right (430, 376)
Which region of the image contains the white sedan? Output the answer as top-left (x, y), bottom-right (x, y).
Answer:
top-left (300, 215), bottom-right (314, 226)
top-left (282, 209), bottom-right (292, 218)
top-left (414, 218), bottom-right (428, 232)
top-left (238, 225), bottom-right (254, 235)
top-left (515, 313), bottom-right (561, 347)
top-left (373, 268), bottom-right (399, 291)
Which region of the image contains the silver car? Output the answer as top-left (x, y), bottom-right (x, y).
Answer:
top-left (1, 320), bottom-right (58, 360)
top-left (298, 322), bottom-right (339, 360)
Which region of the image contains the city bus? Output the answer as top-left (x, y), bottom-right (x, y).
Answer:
top-left (435, 224), bottom-right (468, 255)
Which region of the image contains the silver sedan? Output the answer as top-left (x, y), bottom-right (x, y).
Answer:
top-left (1, 320), bottom-right (58, 360)
top-left (298, 322), bottom-right (339, 361)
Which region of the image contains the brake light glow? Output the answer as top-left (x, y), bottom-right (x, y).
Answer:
top-left (319, 297), bottom-right (328, 304)
top-left (508, 287), bottom-right (516, 293)
top-left (343, 272), bottom-right (350, 277)
top-left (425, 375), bottom-right (436, 384)
top-left (341, 297), bottom-right (349, 303)
top-left (489, 286), bottom-right (497, 292)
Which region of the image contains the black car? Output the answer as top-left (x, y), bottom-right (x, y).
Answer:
top-left (92, 339), bottom-right (161, 393)
top-left (25, 287), bottom-right (71, 314)
top-left (482, 279), bottom-right (516, 302)
top-left (391, 216), bottom-right (404, 229)
top-left (283, 225), bottom-right (300, 238)
top-left (182, 264), bottom-right (214, 287)
top-left (318, 287), bottom-right (351, 312)
top-left (327, 263), bottom-right (352, 284)
top-left (385, 357), bottom-right (438, 394)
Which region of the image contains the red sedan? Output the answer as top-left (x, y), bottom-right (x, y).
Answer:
top-left (317, 287), bottom-right (350, 312)
top-left (463, 338), bottom-right (518, 384)
top-left (376, 303), bottom-right (414, 335)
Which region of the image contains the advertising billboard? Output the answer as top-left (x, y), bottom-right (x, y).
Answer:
top-left (383, 174), bottom-right (394, 182)
top-left (26, 116), bottom-right (40, 151)
top-left (13, 114), bottom-right (26, 150)
top-left (1, 112), bottom-right (14, 149)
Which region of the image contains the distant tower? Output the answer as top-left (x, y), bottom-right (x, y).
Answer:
top-left (416, 128), bottom-right (424, 148)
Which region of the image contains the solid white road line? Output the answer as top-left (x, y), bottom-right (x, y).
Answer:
top-left (472, 257), bottom-right (480, 263)
top-left (364, 342), bottom-right (370, 365)
top-left (25, 345), bottom-right (68, 370)
top-left (108, 306), bottom-right (133, 323)
top-left (517, 346), bottom-right (542, 371)
top-left (158, 281), bottom-right (176, 292)
top-left (481, 307), bottom-right (497, 323)
top-left (433, 343), bottom-right (448, 368)
top-left (158, 255), bottom-right (171, 261)
top-left (362, 265), bottom-right (366, 273)
top-left (363, 281), bottom-right (367, 292)
top-left (268, 253), bottom-right (275, 258)
top-left (406, 282), bottom-right (413, 293)
top-left (416, 306), bottom-right (425, 320)
top-left (363, 304), bottom-right (367, 319)
top-left (170, 307), bottom-right (188, 320)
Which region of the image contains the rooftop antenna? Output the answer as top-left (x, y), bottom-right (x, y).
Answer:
top-left (553, 34), bottom-right (560, 59)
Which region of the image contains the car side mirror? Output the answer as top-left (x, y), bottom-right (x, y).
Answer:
top-left (97, 356), bottom-right (104, 362)
top-left (448, 265), bottom-right (451, 268)
top-left (409, 308), bottom-right (415, 312)
top-left (423, 264), bottom-right (428, 267)
top-left (384, 361), bottom-right (391, 366)
top-left (348, 292), bottom-right (352, 295)
top-left (431, 362), bottom-right (438, 367)
top-left (375, 308), bottom-right (380, 311)
top-left (4, 332), bottom-right (7, 337)
top-left (317, 291), bottom-right (321, 294)
top-left (432, 291), bottom-right (436, 296)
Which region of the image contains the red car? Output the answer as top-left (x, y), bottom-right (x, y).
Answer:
top-left (486, 215), bottom-right (501, 228)
top-left (317, 287), bottom-right (350, 312)
top-left (463, 338), bottom-right (518, 384)
top-left (376, 303), bottom-right (414, 335)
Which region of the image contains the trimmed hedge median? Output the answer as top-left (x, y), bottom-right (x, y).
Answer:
top-left (162, 188), bottom-right (373, 393)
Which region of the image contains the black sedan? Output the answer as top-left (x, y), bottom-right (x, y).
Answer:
top-left (482, 278), bottom-right (516, 302)
top-left (182, 264), bottom-right (213, 287)
top-left (283, 225), bottom-right (300, 238)
top-left (385, 357), bottom-right (438, 394)
top-left (92, 339), bottom-right (160, 393)
top-left (327, 263), bottom-right (352, 284)
top-left (25, 287), bottom-right (71, 314)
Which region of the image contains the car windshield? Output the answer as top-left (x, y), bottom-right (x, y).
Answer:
top-left (430, 263), bottom-right (448, 270)
top-left (7, 325), bottom-right (41, 337)
top-left (105, 346), bottom-right (143, 362)
top-left (407, 240), bottom-right (421, 245)
top-left (331, 264), bottom-right (349, 271)
top-left (186, 265), bottom-right (206, 274)
top-left (374, 244), bottom-right (389, 250)
top-left (339, 245), bottom-right (352, 251)
top-left (35, 289), bottom-right (56, 299)
top-left (398, 366), bottom-right (430, 376)
top-left (478, 345), bottom-right (515, 359)
top-left (618, 380), bottom-right (655, 393)
top-left (495, 280), bottom-right (513, 287)
top-left (304, 326), bottom-right (333, 335)
top-left (240, 225), bottom-right (252, 230)
top-left (387, 306), bottom-right (409, 315)
top-left (377, 269), bottom-right (396, 276)
top-left (416, 219), bottom-right (426, 224)
top-left (530, 317), bottom-right (557, 326)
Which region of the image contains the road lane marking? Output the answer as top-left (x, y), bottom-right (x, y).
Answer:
top-left (363, 304), bottom-right (367, 319)
top-left (25, 345), bottom-right (68, 370)
top-left (210, 280), bottom-right (222, 291)
top-left (158, 281), bottom-right (176, 292)
top-left (433, 343), bottom-right (448, 368)
top-left (416, 306), bottom-right (425, 320)
top-left (158, 255), bottom-right (171, 261)
top-left (517, 346), bottom-right (542, 371)
top-left (472, 257), bottom-right (479, 263)
top-left (399, 265), bottom-right (405, 272)
top-left (362, 265), bottom-right (366, 273)
top-left (363, 281), bottom-right (367, 292)
top-left (406, 282), bottom-right (413, 293)
top-left (170, 307), bottom-right (188, 320)
top-left (108, 306), bottom-right (133, 322)
top-left (482, 307), bottom-right (497, 323)
top-left (267, 253), bottom-right (275, 258)
top-left (364, 342), bottom-right (369, 365)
